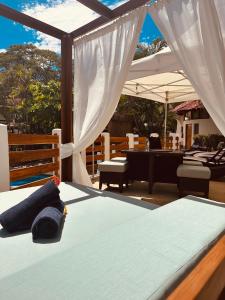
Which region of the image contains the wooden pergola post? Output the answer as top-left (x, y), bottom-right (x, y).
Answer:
top-left (61, 34), bottom-right (73, 181)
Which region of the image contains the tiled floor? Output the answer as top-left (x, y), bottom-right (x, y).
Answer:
top-left (93, 178), bottom-right (225, 206)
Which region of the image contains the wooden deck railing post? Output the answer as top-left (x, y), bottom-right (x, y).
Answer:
top-left (176, 136), bottom-right (181, 150)
top-left (0, 124), bottom-right (10, 192)
top-left (52, 128), bottom-right (62, 180)
top-left (101, 132), bottom-right (110, 161)
top-left (126, 133), bottom-right (134, 149)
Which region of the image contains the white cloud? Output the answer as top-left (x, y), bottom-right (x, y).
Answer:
top-left (0, 49), bottom-right (6, 53)
top-left (22, 0), bottom-right (126, 52)
top-left (34, 34), bottom-right (61, 52)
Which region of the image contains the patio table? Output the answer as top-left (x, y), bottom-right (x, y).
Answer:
top-left (123, 149), bottom-right (184, 193)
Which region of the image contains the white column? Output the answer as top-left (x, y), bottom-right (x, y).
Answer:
top-left (164, 93), bottom-right (169, 149)
top-left (101, 132), bottom-right (110, 161)
top-left (0, 124), bottom-right (10, 192)
top-left (169, 133), bottom-right (176, 150)
top-left (126, 133), bottom-right (134, 149)
top-left (52, 128), bottom-right (62, 180)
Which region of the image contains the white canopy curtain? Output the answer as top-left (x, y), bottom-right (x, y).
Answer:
top-left (63, 7), bottom-right (146, 186)
top-left (149, 0), bottom-right (225, 136)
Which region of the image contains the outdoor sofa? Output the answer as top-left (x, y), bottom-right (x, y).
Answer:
top-left (0, 182), bottom-right (225, 299)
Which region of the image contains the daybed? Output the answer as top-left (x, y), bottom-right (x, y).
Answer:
top-left (0, 183), bottom-right (225, 300)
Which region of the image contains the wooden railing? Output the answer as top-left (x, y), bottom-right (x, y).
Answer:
top-left (86, 135), bottom-right (148, 177)
top-left (6, 130), bottom-right (181, 187)
top-left (161, 136), bottom-right (180, 150)
top-left (110, 136), bottom-right (129, 158)
top-left (9, 133), bottom-right (60, 190)
top-left (110, 136), bottom-right (148, 156)
top-left (86, 136), bottom-right (104, 175)
top-left (134, 137), bottom-right (148, 150)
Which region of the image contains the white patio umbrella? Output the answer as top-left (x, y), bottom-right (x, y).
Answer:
top-left (123, 47), bottom-right (199, 143)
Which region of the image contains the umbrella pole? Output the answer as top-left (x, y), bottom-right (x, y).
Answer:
top-left (164, 92), bottom-right (169, 149)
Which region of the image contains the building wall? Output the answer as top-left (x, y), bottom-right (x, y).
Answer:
top-left (176, 115), bottom-right (221, 147)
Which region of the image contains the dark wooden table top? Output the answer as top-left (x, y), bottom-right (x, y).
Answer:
top-left (123, 149), bottom-right (184, 156)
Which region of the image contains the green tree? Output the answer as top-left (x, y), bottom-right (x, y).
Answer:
top-left (134, 38), bottom-right (167, 60)
top-left (15, 80), bottom-right (61, 134)
top-left (0, 44), bottom-right (60, 82)
top-left (117, 95), bottom-right (176, 137)
top-left (0, 44), bottom-right (61, 133)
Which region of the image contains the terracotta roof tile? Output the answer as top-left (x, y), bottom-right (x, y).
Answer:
top-left (172, 100), bottom-right (203, 113)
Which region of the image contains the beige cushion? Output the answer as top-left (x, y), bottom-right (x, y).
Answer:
top-left (183, 159), bottom-right (203, 166)
top-left (177, 164), bottom-right (211, 179)
top-left (98, 161), bottom-right (127, 173)
top-left (111, 157), bottom-right (127, 162)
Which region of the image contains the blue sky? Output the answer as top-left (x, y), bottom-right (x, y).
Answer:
top-left (0, 0), bottom-right (163, 52)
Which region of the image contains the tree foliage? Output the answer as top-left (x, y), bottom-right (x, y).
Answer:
top-left (134, 38), bottom-right (167, 60)
top-left (117, 95), bottom-right (176, 137)
top-left (0, 44), bottom-right (61, 133)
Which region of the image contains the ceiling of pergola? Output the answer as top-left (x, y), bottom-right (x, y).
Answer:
top-left (0, 1), bottom-right (148, 39)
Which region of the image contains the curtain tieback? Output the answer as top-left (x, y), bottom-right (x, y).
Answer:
top-left (61, 143), bottom-right (81, 159)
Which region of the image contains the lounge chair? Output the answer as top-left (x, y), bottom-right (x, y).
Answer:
top-left (183, 148), bottom-right (225, 166)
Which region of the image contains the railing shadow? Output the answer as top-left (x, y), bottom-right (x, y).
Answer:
top-left (64, 182), bottom-right (159, 210)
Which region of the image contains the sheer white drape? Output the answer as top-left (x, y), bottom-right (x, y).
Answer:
top-left (64, 7), bottom-right (146, 186)
top-left (149, 0), bottom-right (225, 135)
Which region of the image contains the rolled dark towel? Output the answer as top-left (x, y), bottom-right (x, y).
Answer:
top-left (31, 206), bottom-right (64, 240)
top-left (0, 181), bottom-right (61, 233)
top-left (50, 199), bottom-right (65, 213)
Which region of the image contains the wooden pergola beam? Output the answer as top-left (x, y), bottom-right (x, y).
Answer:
top-left (0, 3), bottom-right (66, 40)
top-left (114, 0), bottom-right (149, 16)
top-left (70, 0), bottom-right (150, 39)
top-left (76, 0), bottom-right (114, 19)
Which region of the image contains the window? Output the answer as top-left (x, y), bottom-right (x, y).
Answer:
top-left (194, 123), bottom-right (199, 135)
